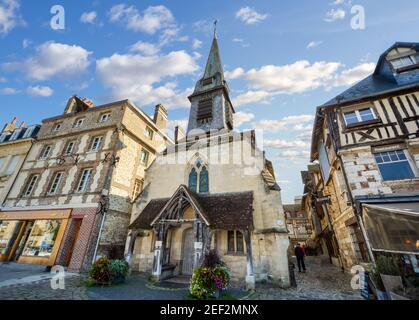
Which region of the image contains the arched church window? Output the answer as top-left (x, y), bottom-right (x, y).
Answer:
top-left (188, 168), bottom-right (198, 192)
top-left (188, 159), bottom-right (209, 193)
top-left (199, 167), bottom-right (209, 193)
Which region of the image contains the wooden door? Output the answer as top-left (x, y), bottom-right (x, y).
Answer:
top-left (181, 228), bottom-right (194, 275)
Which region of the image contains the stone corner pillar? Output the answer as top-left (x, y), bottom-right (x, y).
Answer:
top-left (151, 240), bottom-right (163, 280)
top-left (243, 229), bottom-right (255, 291)
top-left (193, 241), bottom-right (203, 269)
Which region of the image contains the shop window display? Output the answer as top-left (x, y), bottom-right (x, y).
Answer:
top-left (22, 220), bottom-right (61, 257)
top-left (0, 220), bottom-right (19, 255)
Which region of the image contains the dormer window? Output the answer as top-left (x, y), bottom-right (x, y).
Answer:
top-left (389, 52), bottom-right (419, 70)
top-left (73, 118), bottom-right (85, 128)
top-left (9, 129), bottom-right (22, 141)
top-left (53, 123), bottom-right (62, 132)
top-left (99, 113), bottom-right (111, 123)
top-left (343, 107), bottom-right (377, 126)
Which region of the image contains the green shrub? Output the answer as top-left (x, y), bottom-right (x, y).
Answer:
top-left (375, 255), bottom-right (401, 276)
top-left (89, 257), bottom-right (129, 285)
top-left (89, 257), bottom-right (111, 284)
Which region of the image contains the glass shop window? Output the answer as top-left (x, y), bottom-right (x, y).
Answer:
top-left (0, 220), bottom-right (20, 255)
top-left (22, 220), bottom-right (61, 258)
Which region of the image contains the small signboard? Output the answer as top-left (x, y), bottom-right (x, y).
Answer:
top-left (194, 242), bottom-right (203, 249)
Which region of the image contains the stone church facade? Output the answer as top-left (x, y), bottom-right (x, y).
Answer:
top-left (125, 35), bottom-right (290, 289)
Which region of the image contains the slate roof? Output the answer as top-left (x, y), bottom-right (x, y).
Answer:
top-left (322, 42), bottom-right (419, 107)
top-left (129, 189), bottom-right (254, 231)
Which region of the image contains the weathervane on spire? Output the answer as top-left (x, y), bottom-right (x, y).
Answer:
top-left (213, 19), bottom-right (218, 38)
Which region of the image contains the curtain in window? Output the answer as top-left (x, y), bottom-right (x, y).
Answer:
top-left (188, 168), bottom-right (198, 192)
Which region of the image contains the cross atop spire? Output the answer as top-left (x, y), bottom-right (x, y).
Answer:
top-left (213, 19), bottom-right (218, 38)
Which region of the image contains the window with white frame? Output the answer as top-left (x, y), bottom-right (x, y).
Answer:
top-left (144, 127), bottom-right (153, 139)
top-left (63, 141), bottom-right (75, 155)
top-left (343, 107), bottom-right (377, 126)
top-left (227, 230), bottom-right (244, 253)
top-left (90, 136), bottom-right (103, 152)
top-left (374, 150), bottom-right (416, 181)
top-left (99, 113), bottom-right (111, 123)
top-left (23, 174), bottom-right (39, 197)
top-left (40, 145), bottom-right (52, 160)
top-left (389, 53), bottom-right (419, 69)
top-left (0, 133), bottom-right (10, 143)
top-left (140, 149), bottom-right (149, 165)
top-left (9, 129), bottom-right (21, 141)
top-left (22, 126), bottom-right (35, 139)
top-left (77, 168), bottom-right (92, 193)
top-left (73, 118), bottom-right (85, 128)
top-left (48, 172), bottom-right (64, 195)
top-left (52, 123), bottom-right (62, 132)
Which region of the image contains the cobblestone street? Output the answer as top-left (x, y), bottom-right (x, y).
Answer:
top-left (245, 256), bottom-right (363, 300)
top-left (0, 256), bottom-right (363, 300)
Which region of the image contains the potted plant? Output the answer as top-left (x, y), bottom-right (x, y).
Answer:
top-left (189, 250), bottom-right (230, 300)
top-left (89, 257), bottom-right (129, 286)
top-left (108, 259), bottom-right (129, 284)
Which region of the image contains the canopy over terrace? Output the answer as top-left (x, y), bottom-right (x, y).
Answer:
top-left (126, 185), bottom-right (255, 280)
top-left (362, 202), bottom-right (419, 255)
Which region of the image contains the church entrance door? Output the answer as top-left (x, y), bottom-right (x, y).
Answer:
top-left (181, 228), bottom-right (194, 275)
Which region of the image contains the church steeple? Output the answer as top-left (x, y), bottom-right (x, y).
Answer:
top-left (187, 25), bottom-right (235, 134)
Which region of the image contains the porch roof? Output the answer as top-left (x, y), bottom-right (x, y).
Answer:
top-left (129, 189), bottom-right (254, 231)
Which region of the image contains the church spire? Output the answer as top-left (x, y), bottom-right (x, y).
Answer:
top-left (202, 22), bottom-right (224, 82)
top-left (187, 24), bottom-right (235, 134)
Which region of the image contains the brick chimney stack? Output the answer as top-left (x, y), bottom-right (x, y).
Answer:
top-left (153, 104), bottom-right (168, 130)
top-left (2, 117), bottom-right (18, 133)
top-left (174, 125), bottom-right (185, 144)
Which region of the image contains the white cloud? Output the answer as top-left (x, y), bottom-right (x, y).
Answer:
top-left (307, 41), bottom-right (323, 49)
top-left (330, 0), bottom-right (345, 5)
top-left (333, 63), bottom-right (375, 87)
top-left (253, 115), bottom-right (314, 133)
top-left (26, 85), bottom-right (53, 97)
top-left (225, 67), bottom-right (245, 80)
top-left (192, 39), bottom-right (202, 50)
top-left (0, 0), bottom-right (25, 35)
top-left (0, 87), bottom-right (18, 94)
top-left (96, 51), bottom-right (198, 109)
top-left (264, 139), bottom-right (310, 149)
top-left (109, 4), bottom-right (174, 34)
top-left (278, 150), bottom-right (310, 159)
top-left (233, 38), bottom-right (244, 43)
top-left (167, 119), bottom-right (188, 134)
top-left (3, 41), bottom-right (92, 81)
top-left (22, 38), bottom-right (31, 48)
top-left (129, 41), bottom-right (160, 56)
top-left (233, 112), bottom-right (255, 127)
top-left (0, 76), bottom-right (6, 82)
top-left (228, 61), bottom-right (375, 104)
top-left (245, 61), bottom-right (342, 93)
top-left (325, 8), bottom-right (346, 22)
top-left (80, 11), bottom-right (97, 24)
top-left (233, 90), bottom-right (272, 107)
top-left (236, 7), bottom-right (268, 25)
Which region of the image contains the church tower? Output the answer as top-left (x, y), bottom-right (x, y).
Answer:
top-left (187, 32), bottom-right (235, 134)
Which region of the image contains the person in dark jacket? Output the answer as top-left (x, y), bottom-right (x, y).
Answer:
top-left (294, 243), bottom-right (306, 272)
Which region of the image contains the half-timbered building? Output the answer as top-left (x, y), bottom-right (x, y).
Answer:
top-left (125, 34), bottom-right (290, 289)
top-left (310, 42), bottom-right (419, 270)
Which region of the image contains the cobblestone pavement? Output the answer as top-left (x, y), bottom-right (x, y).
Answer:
top-left (0, 257), bottom-right (363, 300)
top-left (246, 256), bottom-right (363, 300)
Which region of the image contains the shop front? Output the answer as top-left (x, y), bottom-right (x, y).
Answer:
top-left (0, 209), bottom-right (71, 266)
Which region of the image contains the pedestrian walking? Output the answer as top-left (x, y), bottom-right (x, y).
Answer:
top-left (294, 243), bottom-right (306, 273)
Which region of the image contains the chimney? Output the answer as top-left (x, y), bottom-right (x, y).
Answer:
top-left (2, 117), bottom-right (17, 133)
top-left (153, 104), bottom-right (168, 130)
top-left (19, 121), bottom-right (26, 129)
top-left (81, 97), bottom-right (94, 108)
top-left (174, 125), bottom-right (185, 144)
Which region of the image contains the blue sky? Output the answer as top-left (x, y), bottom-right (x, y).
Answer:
top-left (1, 0), bottom-right (419, 203)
